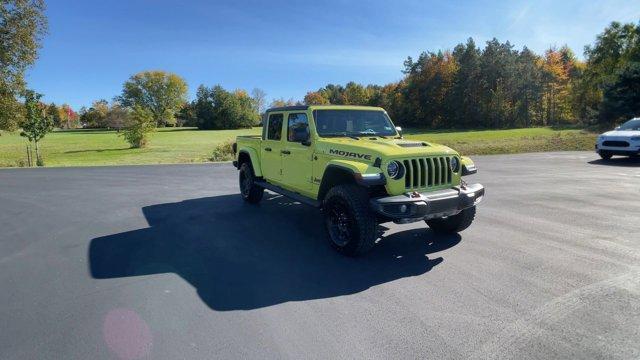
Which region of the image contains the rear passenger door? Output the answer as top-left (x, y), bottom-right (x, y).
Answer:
top-left (281, 112), bottom-right (313, 193)
top-left (261, 113), bottom-right (284, 184)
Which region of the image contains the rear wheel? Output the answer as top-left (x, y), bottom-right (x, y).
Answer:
top-left (599, 151), bottom-right (612, 160)
top-left (239, 162), bottom-right (264, 204)
top-left (426, 206), bottom-right (476, 234)
top-left (323, 184), bottom-right (377, 256)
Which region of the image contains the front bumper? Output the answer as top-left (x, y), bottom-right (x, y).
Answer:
top-left (370, 183), bottom-right (485, 220)
top-left (595, 144), bottom-right (640, 156)
top-left (595, 140), bottom-right (640, 155)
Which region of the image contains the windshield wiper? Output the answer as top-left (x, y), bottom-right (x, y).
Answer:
top-left (322, 132), bottom-right (360, 140)
top-left (354, 131), bottom-right (389, 139)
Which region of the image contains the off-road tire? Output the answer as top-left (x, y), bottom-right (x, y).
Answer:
top-left (599, 151), bottom-right (612, 160)
top-left (426, 206), bottom-right (476, 234)
top-left (323, 184), bottom-right (377, 256)
top-left (239, 162), bottom-right (264, 204)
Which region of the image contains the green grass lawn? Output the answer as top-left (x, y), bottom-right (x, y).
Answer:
top-left (0, 127), bottom-right (261, 167)
top-left (0, 126), bottom-right (596, 168)
top-left (405, 127), bottom-right (596, 156)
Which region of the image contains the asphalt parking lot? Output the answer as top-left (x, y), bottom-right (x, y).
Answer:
top-left (1, 152), bottom-right (639, 359)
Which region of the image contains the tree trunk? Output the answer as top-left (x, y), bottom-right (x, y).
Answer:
top-left (26, 144), bottom-right (32, 167)
top-left (34, 141), bottom-right (40, 166)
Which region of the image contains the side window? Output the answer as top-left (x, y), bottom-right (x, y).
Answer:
top-left (267, 113), bottom-right (283, 140)
top-left (287, 113), bottom-right (310, 142)
top-left (261, 113), bottom-right (268, 139)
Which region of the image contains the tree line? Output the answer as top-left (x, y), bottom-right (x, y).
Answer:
top-left (75, 73), bottom-right (264, 132)
top-left (171, 20), bottom-right (640, 131)
top-left (303, 21), bottom-right (639, 129)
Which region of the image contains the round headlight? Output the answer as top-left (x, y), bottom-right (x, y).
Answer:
top-left (450, 157), bottom-right (460, 172)
top-left (387, 161), bottom-right (404, 179)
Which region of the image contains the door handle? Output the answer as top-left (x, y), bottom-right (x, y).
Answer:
top-left (281, 150), bottom-right (291, 155)
top-left (265, 147), bottom-right (272, 152)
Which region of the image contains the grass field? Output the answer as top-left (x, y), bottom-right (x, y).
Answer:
top-left (0, 127), bottom-right (595, 167)
top-left (405, 127), bottom-right (596, 156)
top-left (0, 127), bottom-right (261, 167)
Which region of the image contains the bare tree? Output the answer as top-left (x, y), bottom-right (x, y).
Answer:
top-left (269, 97), bottom-right (300, 108)
top-left (251, 88), bottom-right (267, 115)
top-left (105, 103), bottom-right (130, 132)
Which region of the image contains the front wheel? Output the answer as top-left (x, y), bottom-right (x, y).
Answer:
top-left (239, 162), bottom-right (264, 204)
top-left (426, 206), bottom-right (476, 234)
top-left (323, 184), bottom-right (377, 256)
top-left (599, 151), bottom-right (612, 160)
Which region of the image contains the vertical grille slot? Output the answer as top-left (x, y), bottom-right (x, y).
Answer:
top-left (411, 159), bottom-right (419, 188)
top-left (418, 158), bottom-right (426, 187)
top-left (403, 160), bottom-right (411, 188)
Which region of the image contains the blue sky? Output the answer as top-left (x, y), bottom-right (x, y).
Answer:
top-left (27, 0), bottom-right (640, 109)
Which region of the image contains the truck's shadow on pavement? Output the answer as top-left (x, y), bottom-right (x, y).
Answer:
top-left (88, 194), bottom-right (460, 311)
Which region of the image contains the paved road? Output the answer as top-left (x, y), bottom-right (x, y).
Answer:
top-left (1, 152), bottom-right (639, 360)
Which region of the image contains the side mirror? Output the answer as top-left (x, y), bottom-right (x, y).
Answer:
top-left (395, 126), bottom-right (403, 138)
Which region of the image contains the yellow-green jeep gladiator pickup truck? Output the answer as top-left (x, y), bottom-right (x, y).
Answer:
top-left (233, 105), bottom-right (484, 256)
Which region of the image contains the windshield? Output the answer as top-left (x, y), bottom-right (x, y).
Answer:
top-left (314, 110), bottom-right (397, 137)
top-left (618, 118), bottom-right (640, 131)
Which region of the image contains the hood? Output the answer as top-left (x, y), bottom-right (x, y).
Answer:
top-left (318, 136), bottom-right (457, 158)
top-left (601, 130), bottom-right (640, 137)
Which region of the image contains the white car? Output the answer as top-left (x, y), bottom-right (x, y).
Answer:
top-left (595, 117), bottom-right (640, 160)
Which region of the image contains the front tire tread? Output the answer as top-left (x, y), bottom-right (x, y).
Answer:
top-left (324, 184), bottom-right (377, 256)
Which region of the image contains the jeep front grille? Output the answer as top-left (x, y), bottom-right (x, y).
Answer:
top-left (402, 157), bottom-right (453, 189)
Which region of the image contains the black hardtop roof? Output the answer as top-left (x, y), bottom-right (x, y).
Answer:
top-left (265, 105), bottom-right (383, 113)
top-left (265, 105), bottom-right (309, 112)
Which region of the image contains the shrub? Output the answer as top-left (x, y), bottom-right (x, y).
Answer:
top-left (120, 106), bottom-right (155, 148)
top-left (211, 140), bottom-right (235, 161)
